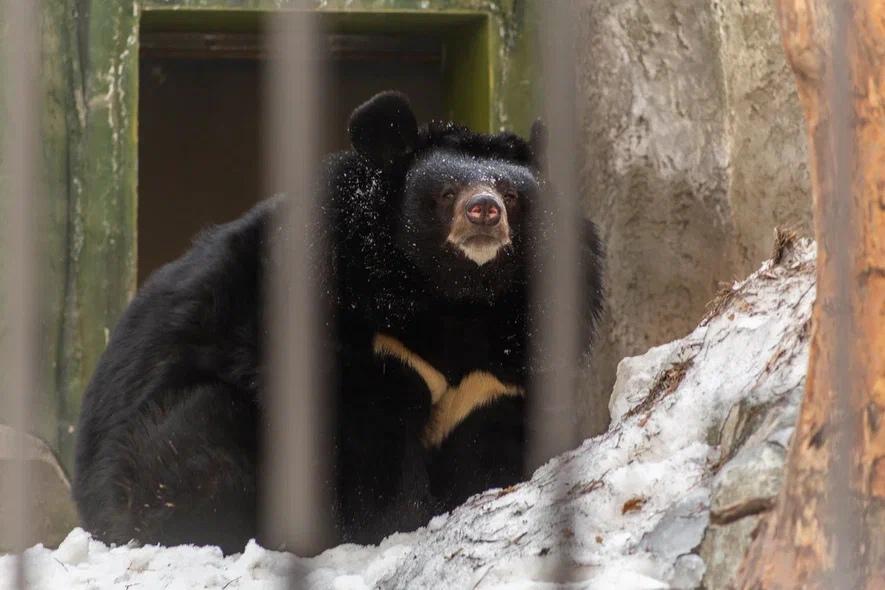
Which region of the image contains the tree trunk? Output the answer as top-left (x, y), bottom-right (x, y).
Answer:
top-left (736, 0), bottom-right (885, 588)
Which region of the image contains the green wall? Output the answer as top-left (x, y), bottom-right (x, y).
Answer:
top-left (32, 0), bottom-right (538, 472)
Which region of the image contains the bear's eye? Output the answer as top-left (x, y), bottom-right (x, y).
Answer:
top-left (503, 190), bottom-right (518, 204)
top-left (438, 190), bottom-right (456, 202)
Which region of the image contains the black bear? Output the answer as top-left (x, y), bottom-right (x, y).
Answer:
top-left (73, 91), bottom-right (604, 554)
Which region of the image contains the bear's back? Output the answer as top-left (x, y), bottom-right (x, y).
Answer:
top-left (74, 198), bottom-right (276, 483)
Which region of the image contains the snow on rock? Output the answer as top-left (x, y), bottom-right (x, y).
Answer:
top-left (0, 239), bottom-right (816, 590)
top-left (608, 339), bottom-right (683, 423)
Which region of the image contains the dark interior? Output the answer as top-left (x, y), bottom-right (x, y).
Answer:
top-left (138, 32), bottom-right (445, 284)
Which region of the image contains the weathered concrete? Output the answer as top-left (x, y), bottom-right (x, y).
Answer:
top-left (576, 0), bottom-right (810, 435)
top-left (713, 0), bottom-right (812, 274)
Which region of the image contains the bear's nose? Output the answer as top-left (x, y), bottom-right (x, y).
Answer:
top-left (465, 194), bottom-right (502, 226)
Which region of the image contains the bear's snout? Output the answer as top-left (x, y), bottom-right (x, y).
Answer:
top-left (465, 194), bottom-right (502, 226)
top-left (445, 187), bottom-right (511, 266)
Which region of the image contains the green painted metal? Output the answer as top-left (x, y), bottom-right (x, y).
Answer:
top-left (139, 0), bottom-right (539, 134)
top-left (29, 0), bottom-right (536, 472)
top-left (140, 8), bottom-right (493, 131)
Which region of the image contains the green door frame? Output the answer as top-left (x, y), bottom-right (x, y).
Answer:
top-left (37, 0), bottom-right (538, 471)
top-left (141, 9), bottom-right (495, 132)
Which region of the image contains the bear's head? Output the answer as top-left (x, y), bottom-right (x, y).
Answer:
top-left (348, 91), bottom-right (547, 302)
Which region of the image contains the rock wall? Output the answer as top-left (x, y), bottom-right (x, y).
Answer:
top-left (576, 0), bottom-right (811, 435)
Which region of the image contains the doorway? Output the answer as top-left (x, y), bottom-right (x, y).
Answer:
top-left (138, 24), bottom-right (458, 283)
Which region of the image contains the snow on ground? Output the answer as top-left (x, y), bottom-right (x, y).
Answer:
top-left (0, 241), bottom-right (815, 590)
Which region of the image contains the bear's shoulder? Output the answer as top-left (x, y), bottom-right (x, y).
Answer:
top-left (111, 196), bottom-right (280, 353)
top-left (141, 196), bottom-right (278, 299)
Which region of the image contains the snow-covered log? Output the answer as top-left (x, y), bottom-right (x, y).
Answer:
top-left (0, 238), bottom-right (815, 590)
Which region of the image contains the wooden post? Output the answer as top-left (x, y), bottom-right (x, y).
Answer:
top-left (737, 0), bottom-right (885, 587)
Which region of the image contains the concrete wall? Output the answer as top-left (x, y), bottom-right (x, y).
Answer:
top-left (576, 0), bottom-right (811, 435)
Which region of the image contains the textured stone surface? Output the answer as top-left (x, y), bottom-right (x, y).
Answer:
top-left (710, 441), bottom-right (784, 523)
top-left (713, 0), bottom-right (813, 272)
top-left (717, 389), bottom-right (800, 464)
top-left (698, 374), bottom-right (805, 588)
top-left (0, 425), bottom-right (78, 551)
top-left (576, 0), bottom-right (811, 436)
top-left (700, 515), bottom-right (761, 590)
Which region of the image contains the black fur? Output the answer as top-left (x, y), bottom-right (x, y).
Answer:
top-left (73, 91), bottom-right (604, 553)
top-left (348, 90), bottom-right (419, 166)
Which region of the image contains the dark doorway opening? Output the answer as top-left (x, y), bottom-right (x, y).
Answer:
top-left (138, 30), bottom-right (445, 283)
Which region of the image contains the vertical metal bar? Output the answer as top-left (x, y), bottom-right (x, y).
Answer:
top-left (531, 0), bottom-right (581, 583)
top-left (1, 0), bottom-right (39, 587)
top-left (263, 4), bottom-right (331, 573)
top-left (530, 1), bottom-right (581, 470)
top-left (825, 0), bottom-right (861, 587)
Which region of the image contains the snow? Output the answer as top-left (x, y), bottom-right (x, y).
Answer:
top-left (0, 240), bottom-right (815, 589)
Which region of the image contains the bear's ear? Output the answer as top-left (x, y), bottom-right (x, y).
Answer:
top-left (348, 91), bottom-right (419, 167)
top-left (529, 119), bottom-right (547, 170)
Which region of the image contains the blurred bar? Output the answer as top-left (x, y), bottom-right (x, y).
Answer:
top-left (824, 0), bottom-right (862, 586)
top-left (262, 5), bottom-right (331, 572)
top-left (0, 0), bottom-right (40, 587)
top-left (530, 0), bottom-right (581, 583)
top-left (529, 1), bottom-right (582, 471)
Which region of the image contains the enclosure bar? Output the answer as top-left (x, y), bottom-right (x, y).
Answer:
top-left (824, 0), bottom-right (863, 586)
top-left (529, 0), bottom-right (581, 468)
top-left (263, 6), bottom-right (331, 578)
top-left (0, 0), bottom-right (40, 587)
top-left (530, 0), bottom-right (581, 581)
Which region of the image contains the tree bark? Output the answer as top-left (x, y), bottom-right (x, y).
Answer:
top-left (736, 0), bottom-right (885, 588)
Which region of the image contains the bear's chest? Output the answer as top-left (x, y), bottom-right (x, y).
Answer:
top-left (384, 309), bottom-right (526, 386)
top-left (372, 309), bottom-right (528, 449)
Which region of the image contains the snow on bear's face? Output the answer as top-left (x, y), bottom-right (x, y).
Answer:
top-left (402, 150), bottom-right (537, 266)
top-left (396, 149), bottom-right (539, 300)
